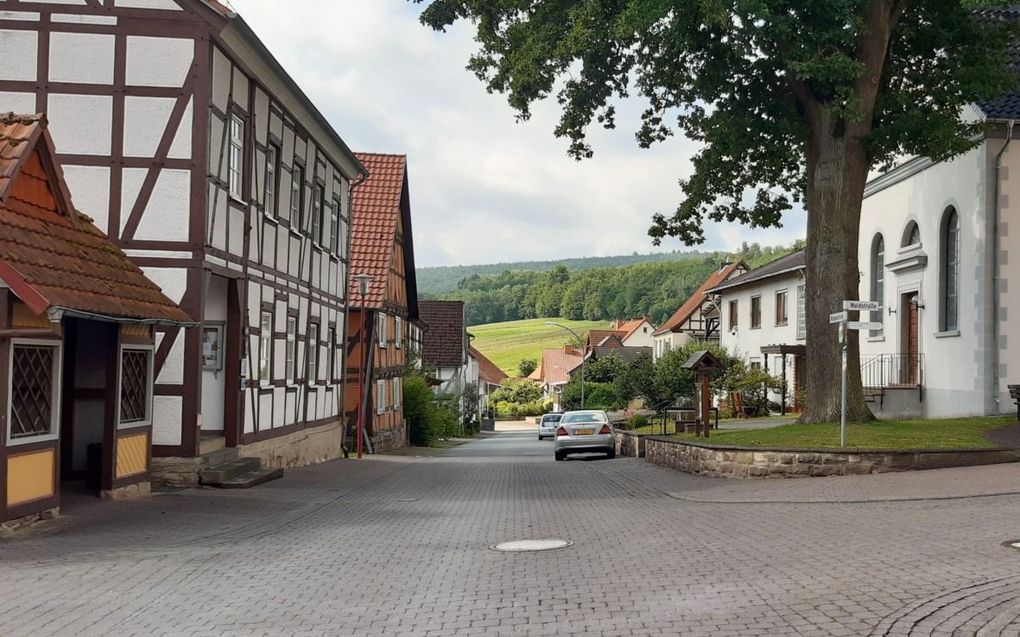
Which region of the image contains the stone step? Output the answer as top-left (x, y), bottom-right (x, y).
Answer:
top-left (215, 468), bottom-right (285, 489)
top-left (201, 447), bottom-right (239, 470)
top-left (199, 457), bottom-right (261, 485)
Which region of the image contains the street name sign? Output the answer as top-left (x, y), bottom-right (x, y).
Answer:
top-left (843, 300), bottom-right (881, 312)
top-left (829, 312), bottom-right (846, 324)
top-left (847, 321), bottom-right (883, 331)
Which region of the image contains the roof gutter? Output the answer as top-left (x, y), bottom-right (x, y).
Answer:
top-left (992, 118), bottom-right (1014, 412)
top-left (707, 265), bottom-right (806, 295)
top-left (48, 307), bottom-right (198, 328)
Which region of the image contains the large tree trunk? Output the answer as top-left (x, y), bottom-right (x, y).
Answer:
top-left (801, 110), bottom-right (875, 424)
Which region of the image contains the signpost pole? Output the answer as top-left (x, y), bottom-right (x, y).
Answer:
top-left (840, 321), bottom-right (848, 448)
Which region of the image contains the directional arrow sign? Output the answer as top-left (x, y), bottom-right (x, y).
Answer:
top-left (829, 312), bottom-right (846, 324)
top-left (843, 300), bottom-right (881, 312)
top-left (847, 321), bottom-right (883, 331)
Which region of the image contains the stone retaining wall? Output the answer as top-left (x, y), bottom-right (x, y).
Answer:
top-left (643, 436), bottom-right (1019, 478)
top-left (615, 431), bottom-right (646, 458)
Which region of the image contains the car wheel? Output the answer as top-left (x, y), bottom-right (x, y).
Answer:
top-left (555, 450), bottom-right (565, 461)
top-left (606, 448), bottom-right (616, 460)
top-left (538, 435), bottom-right (544, 441)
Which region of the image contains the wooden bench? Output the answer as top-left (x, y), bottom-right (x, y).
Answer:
top-left (1009, 385), bottom-right (1020, 420)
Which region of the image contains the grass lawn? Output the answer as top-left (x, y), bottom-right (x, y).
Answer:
top-left (470, 318), bottom-right (609, 375)
top-left (662, 416), bottom-right (1016, 450)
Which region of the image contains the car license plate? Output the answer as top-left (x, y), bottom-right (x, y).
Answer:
top-left (575, 428), bottom-right (594, 436)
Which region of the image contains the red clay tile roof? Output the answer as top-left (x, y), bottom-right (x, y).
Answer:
top-left (0, 114), bottom-right (192, 325)
top-left (587, 329), bottom-right (628, 348)
top-left (420, 300), bottom-right (465, 368)
top-left (653, 262), bottom-right (746, 336)
top-left (537, 347), bottom-right (583, 386)
top-left (614, 317), bottom-right (654, 340)
top-left (349, 153), bottom-right (410, 309)
top-left (469, 346), bottom-right (507, 386)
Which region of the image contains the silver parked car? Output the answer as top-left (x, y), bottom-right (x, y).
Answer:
top-left (554, 410), bottom-right (615, 461)
top-left (538, 413), bottom-right (563, 440)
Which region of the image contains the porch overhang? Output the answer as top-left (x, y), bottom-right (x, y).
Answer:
top-left (760, 344), bottom-right (806, 356)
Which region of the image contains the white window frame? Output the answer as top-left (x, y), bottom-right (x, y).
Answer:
top-left (311, 184), bottom-right (324, 245)
top-left (395, 316), bottom-right (402, 349)
top-left (259, 311), bottom-right (273, 384)
top-left (392, 377), bottom-right (401, 411)
top-left (774, 289), bottom-right (789, 327)
top-left (750, 295), bottom-right (762, 330)
top-left (285, 316), bottom-right (297, 382)
top-left (327, 326), bottom-right (336, 383)
top-left (290, 164), bottom-right (304, 230)
top-left (265, 143), bottom-right (278, 217)
top-left (376, 379), bottom-right (386, 414)
top-left (378, 314), bottom-right (387, 348)
top-left (329, 198), bottom-right (340, 254)
top-left (117, 344), bottom-right (155, 430)
top-left (6, 339), bottom-right (62, 446)
top-left (307, 323), bottom-right (319, 385)
top-left (228, 114), bottom-right (245, 200)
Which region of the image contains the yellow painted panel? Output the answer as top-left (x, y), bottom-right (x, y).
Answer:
top-left (116, 432), bottom-right (149, 479)
top-left (7, 449), bottom-right (55, 507)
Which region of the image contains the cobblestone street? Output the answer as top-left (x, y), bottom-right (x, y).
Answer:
top-left (3, 431), bottom-right (1020, 636)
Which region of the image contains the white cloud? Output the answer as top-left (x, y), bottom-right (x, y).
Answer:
top-left (231, 0), bottom-right (804, 266)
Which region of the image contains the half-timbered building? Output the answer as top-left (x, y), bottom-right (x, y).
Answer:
top-left (0, 1), bottom-right (367, 483)
top-left (0, 114), bottom-right (192, 524)
top-left (652, 262), bottom-right (748, 360)
top-left (344, 153), bottom-right (419, 453)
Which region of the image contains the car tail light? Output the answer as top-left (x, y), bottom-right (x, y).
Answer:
top-left (556, 427), bottom-right (569, 437)
top-left (599, 424), bottom-right (611, 435)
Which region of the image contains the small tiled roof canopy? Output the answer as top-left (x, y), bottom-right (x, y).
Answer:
top-left (976, 5), bottom-right (1020, 118)
top-left (0, 113), bottom-right (192, 325)
top-left (349, 153), bottom-right (419, 318)
top-left (419, 300), bottom-right (465, 368)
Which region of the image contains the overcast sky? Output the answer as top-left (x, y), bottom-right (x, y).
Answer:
top-left (230, 0), bottom-right (805, 268)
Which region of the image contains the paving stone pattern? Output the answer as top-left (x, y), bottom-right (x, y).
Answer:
top-left (2, 432), bottom-right (1020, 636)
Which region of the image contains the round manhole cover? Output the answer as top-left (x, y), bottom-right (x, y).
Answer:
top-left (490, 539), bottom-right (572, 553)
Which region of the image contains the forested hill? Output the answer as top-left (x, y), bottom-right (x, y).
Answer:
top-left (418, 250), bottom-right (707, 295)
top-left (422, 242), bottom-right (803, 327)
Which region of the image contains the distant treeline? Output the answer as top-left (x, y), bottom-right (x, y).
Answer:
top-left (423, 242), bottom-right (804, 327)
top-left (418, 249), bottom-right (713, 295)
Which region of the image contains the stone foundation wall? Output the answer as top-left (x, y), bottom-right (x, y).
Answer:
top-left (241, 420), bottom-right (344, 470)
top-left (615, 431), bottom-right (646, 458)
top-left (643, 437), bottom-right (1019, 478)
top-left (151, 456), bottom-right (205, 488)
top-left (371, 423), bottom-right (408, 453)
top-left (0, 507), bottom-right (58, 537)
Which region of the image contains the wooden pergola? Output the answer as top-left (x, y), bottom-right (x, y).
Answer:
top-left (760, 344), bottom-right (807, 416)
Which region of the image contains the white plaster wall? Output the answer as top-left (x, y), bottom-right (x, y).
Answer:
top-left (622, 322), bottom-right (655, 348)
top-left (123, 95), bottom-right (175, 157)
top-left (47, 93), bottom-right (112, 155)
top-left (718, 273), bottom-right (804, 393)
top-left (133, 169), bottom-right (191, 241)
top-left (152, 395), bottom-right (183, 446)
top-left (0, 29), bottom-right (37, 81)
top-left (49, 31), bottom-right (114, 84)
top-left (0, 91), bottom-right (36, 113)
top-left (859, 145), bottom-right (989, 418)
top-left (125, 36), bottom-right (193, 87)
top-left (62, 165), bottom-right (111, 232)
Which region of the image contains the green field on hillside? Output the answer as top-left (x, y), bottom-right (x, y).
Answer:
top-left (470, 318), bottom-right (609, 376)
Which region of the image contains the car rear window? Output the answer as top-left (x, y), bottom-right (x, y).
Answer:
top-left (542, 415), bottom-right (562, 424)
top-left (562, 412), bottom-right (608, 424)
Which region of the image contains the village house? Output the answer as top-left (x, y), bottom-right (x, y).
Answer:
top-left (0, 0), bottom-right (366, 484)
top-left (344, 154), bottom-right (419, 453)
top-left (528, 346), bottom-right (583, 410)
top-left (710, 251), bottom-right (807, 414)
top-left (0, 114), bottom-right (192, 525)
top-left (610, 317), bottom-right (656, 348)
top-left (856, 109), bottom-right (1020, 418)
top-left (652, 262), bottom-right (747, 360)
top-left (419, 300), bottom-right (478, 401)
top-left (469, 346), bottom-right (507, 415)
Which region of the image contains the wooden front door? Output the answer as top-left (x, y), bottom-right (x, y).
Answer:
top-left (904, 293), bottom-right (919, 385)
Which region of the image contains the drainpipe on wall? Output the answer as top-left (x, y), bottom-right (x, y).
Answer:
top-left (993, 119), bottom-right (1015, 413)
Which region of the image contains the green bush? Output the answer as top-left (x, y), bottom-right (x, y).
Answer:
top-left (404, 375), bottom-right (462, 446)
top-left (628, 414), bottom-right (650, 430)
top-left (490, 378), bottom-right (544, 404)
